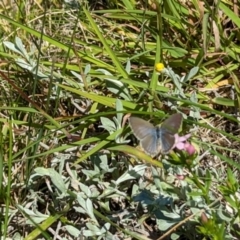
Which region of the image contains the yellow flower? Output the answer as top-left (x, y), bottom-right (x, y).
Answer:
top-left (155, 63), bottom-right (165, 72)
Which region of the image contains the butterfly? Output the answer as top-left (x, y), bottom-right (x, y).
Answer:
top-left (129, 113), bottom-right (183, 157)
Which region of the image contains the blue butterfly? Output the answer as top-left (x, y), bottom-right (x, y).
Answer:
top-left (129, 113), bottom-right (182, 157)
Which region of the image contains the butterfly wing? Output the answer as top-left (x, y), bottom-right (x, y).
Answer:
top-left (129, 117), bottom-right (155, 140)
top-left (159, 113), bottom-right (183, 154)
top-left (161, 113), bottom-right (182, 134)
top-left (140, 132), bottom-right (161, 157)
top-left (129, 117), bottom-right (161, 156)
top-left (158, 128), bottom-right (176, 154)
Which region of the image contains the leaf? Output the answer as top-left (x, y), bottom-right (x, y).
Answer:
top-left (15, 58), bottom-right (32, 71)
top-left (65, 225), bottom-right (81, 237)
top-left (156, 218), bottom-right (179, 231)
top-left (217, 207), bottom-right (232, 222)
top-left (79, 182), bottom-right (92, 197)
top-left (96, 154), bottom-right (116, 173)
top-left (3, 41), bottom-right (23, 55)
top-left (182, 66), bottom-right (199, 82)
top-left (74, 206), bottom-right (86, 214)
top-left (165, 67), bottom-right (185, 98)
top-left (71, 70), bottom-right (82, 81)
top-left (105, 77), bottom-right (132, 101)
top-left (86, 222), bottom-right (102, 234)
top-left (82, 222), bottom-right (102, 237)
top-left (15, 58), bottom-right (48, 77)
top-left (125, 59), bottom-right (131, 74)
top-left (84, 64), bottom-right (91, 75)
top-left (15, 36), bottom-right (29, 60)
top-left (34, 167), bottom-right (67, 194)
top-left (116, 99), bottom-right (123, 124)
top-left (86, 198), bottom-right (98, 224)
top-left (212, 97), bottom-right (236, 107)
top-left (24, 214), bottom-right (62, 240)
top-left (115, 165), bottom-right (146, 185)
top-left (100, 117), bottom-right (116, 133)
top-left (76, 194), bottom-right (98, 224)
top-left (18, 205), bottom-right (48, 225)
top-left (220, 2), bottom-right (240, 28)
top-left (189, 91), bottom-right (201, 119)
top-left (76, 194), bottom-right (86, 209)
top-left (82, 167), bottom-right (101, 179)
top-left (49, 169), bottom-right (68, 194)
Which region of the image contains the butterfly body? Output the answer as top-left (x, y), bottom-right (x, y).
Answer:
top-left (129, 113), bottom-right (182, 157)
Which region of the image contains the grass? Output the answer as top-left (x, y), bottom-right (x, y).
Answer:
top-left (0, 0), bottom-right (240, 239)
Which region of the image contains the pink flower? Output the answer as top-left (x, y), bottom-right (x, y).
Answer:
top-left (174, 134), bottom-right (195, 155)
